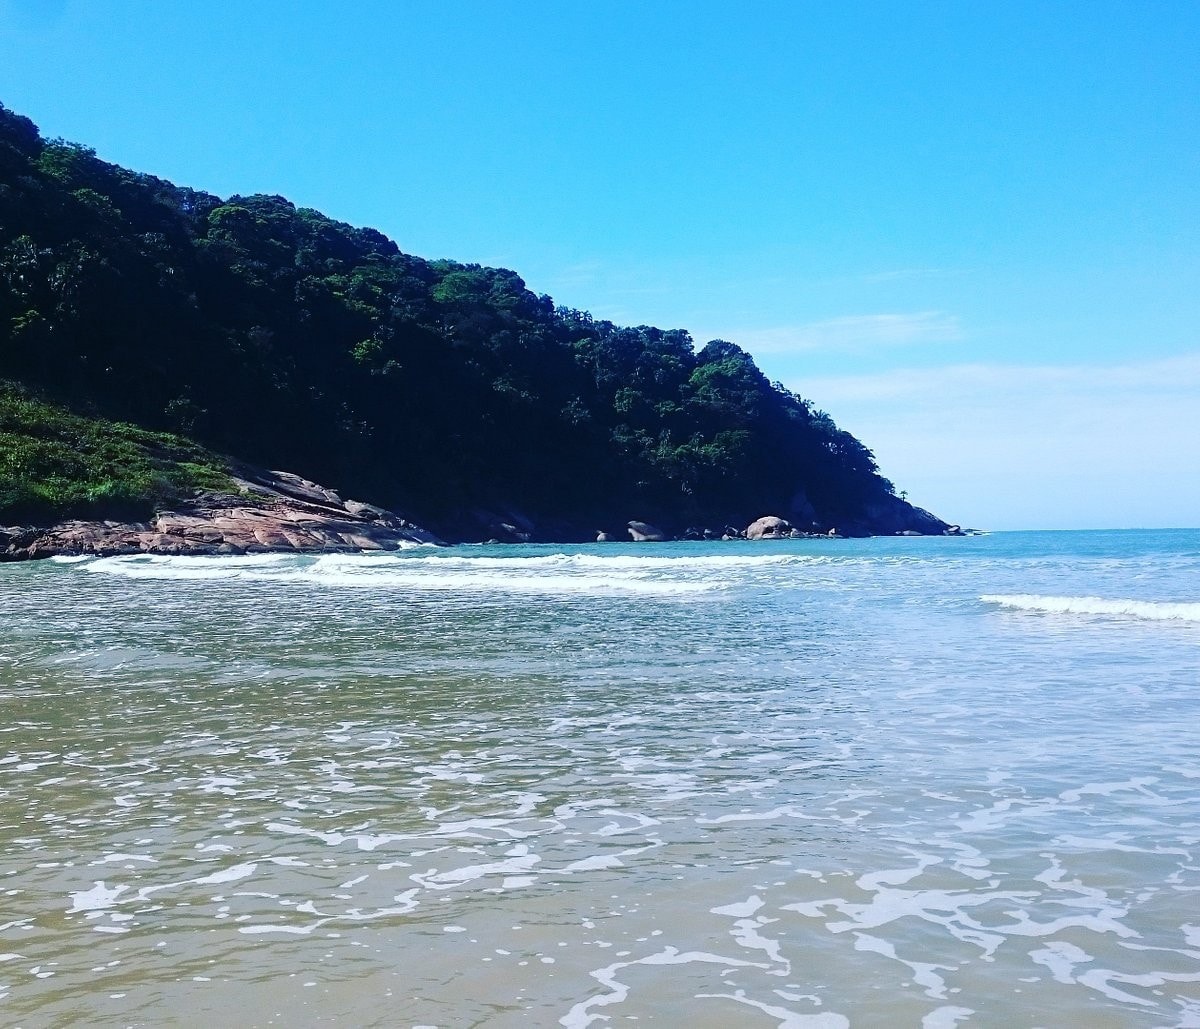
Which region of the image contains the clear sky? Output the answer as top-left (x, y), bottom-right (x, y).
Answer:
top-left (2, 0), bottom-right (1197, 529)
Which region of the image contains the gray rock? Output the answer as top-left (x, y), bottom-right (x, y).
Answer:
top-left (627, 520), bottom-right (668, 542)
top-left (746, 515), bottom-right (792, 540)
top-left (465, 508), bottom-right (535, 543)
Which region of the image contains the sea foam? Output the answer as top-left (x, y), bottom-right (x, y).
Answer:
top-left (982, 594), bottom-right (1200, 623)
top-left (80, 551), bottom-right (758, 596)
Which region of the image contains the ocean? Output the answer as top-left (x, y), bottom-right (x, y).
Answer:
top-left (1, 529), bottom-right (1198, 1026)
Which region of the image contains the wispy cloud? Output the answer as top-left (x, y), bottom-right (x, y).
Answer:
top-left (730, 311), bottom-right (963, 355)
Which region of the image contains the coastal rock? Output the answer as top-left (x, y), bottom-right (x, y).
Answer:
top-left (442, 507), bottom-right (536, 543)
top-left (627, 520), bottom-right (668, 542)
top-left (1, 525), bottom-right (38, 556)
top-left (239, 468), bottom-right (345, 507)
top-left (856, 495), bottom-right (949, 536)
top-left (1, 467), bottom-right (444, 561)
top-left (746, 515), bottom-right (792, 540)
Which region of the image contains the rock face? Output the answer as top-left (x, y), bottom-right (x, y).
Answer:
top-left (443, 507), bottom-right (535, 544)
top-left (853, 496), bottom-right (950, 537)
top-left (627, 520), bottom-right (668, 542)
top-left (746, 515), bottom-right (793, 540)
top-left (0, 468), bottom-right (443, 561)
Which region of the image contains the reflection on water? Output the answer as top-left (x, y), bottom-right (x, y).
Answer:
top-left (1, 538), bottom-right (1199, 1026)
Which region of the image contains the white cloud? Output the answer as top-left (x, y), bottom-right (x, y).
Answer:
top-left (787, 353), bottom-right (1200, 530)
top-left (730, 311), bottom-right (963, 355)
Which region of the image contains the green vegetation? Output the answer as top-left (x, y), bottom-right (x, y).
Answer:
top-left (0, 381), bottom-right (234, 523)
top-left (0, 101), bottom-right (938, 535)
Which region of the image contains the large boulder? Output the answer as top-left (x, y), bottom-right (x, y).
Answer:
top-left (746, 515), bottom-right (792, 540)
top-left (627, 520), bottom-right (668, 542)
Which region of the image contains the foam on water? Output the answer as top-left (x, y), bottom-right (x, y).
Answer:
top-left (4, 529), bottom-right (1200, 1025)
top-left (81, 552), bottom-right (730, 596)
top-left (982, 593), bottom-right (1200, 622)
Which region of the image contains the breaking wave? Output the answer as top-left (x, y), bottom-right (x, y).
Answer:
top-left (982, 594), bottom-right (1200, 623)
top-left (77, 551), bottom-right (819, 596)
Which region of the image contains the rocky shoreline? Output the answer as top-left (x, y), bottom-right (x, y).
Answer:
top-left (0, 469), bottom-right (442, 562)
top-left (1, 469), bottom-right (963, 563)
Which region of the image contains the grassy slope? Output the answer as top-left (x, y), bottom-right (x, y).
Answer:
top-left (0, 380), bottom-right (235, 525)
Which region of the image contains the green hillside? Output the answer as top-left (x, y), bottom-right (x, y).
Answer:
top-left (0, 380), bottom-right (233, 524)
top-left (0, 102), bottom-right (943, 538)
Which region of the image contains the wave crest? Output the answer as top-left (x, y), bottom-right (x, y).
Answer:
top-left (982, 594), bottom-right (1200, 623)
top-left (79, 551), bottom-right (767, 596)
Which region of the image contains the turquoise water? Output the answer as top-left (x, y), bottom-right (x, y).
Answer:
top-left (1, 529), bottom-right (1198, 1026)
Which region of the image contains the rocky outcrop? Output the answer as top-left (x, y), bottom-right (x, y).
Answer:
top-left (0, 469), bottom-right (442, 561)
top-left (850, 495), bottom-right (950, 537)
top-left (746, 515), bottom-right (793, 540)
top-left (441, 506), bottom-right (536, 544)
top-left (627, 520), bottom-right (668, 542)
top-left (1, 462), bottom-right (960, 559)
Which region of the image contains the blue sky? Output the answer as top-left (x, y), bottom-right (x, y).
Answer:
top-left (2, 1), bottom-right (1197, 528)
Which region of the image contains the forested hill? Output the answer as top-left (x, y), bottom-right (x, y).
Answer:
top-left (0, 103), bottom-right (946, 539)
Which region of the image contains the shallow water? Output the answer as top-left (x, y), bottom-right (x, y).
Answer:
top-left (1, 530), bottom-right (1198, 1026)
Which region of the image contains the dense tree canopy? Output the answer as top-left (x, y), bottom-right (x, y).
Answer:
top-left (0, 102), bottom-right (938, 536)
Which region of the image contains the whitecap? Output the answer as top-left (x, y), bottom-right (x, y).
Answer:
top-left (82, 551), bottom-right (728, 596)
top-left (982, 593), bottom-right (1200, 622)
